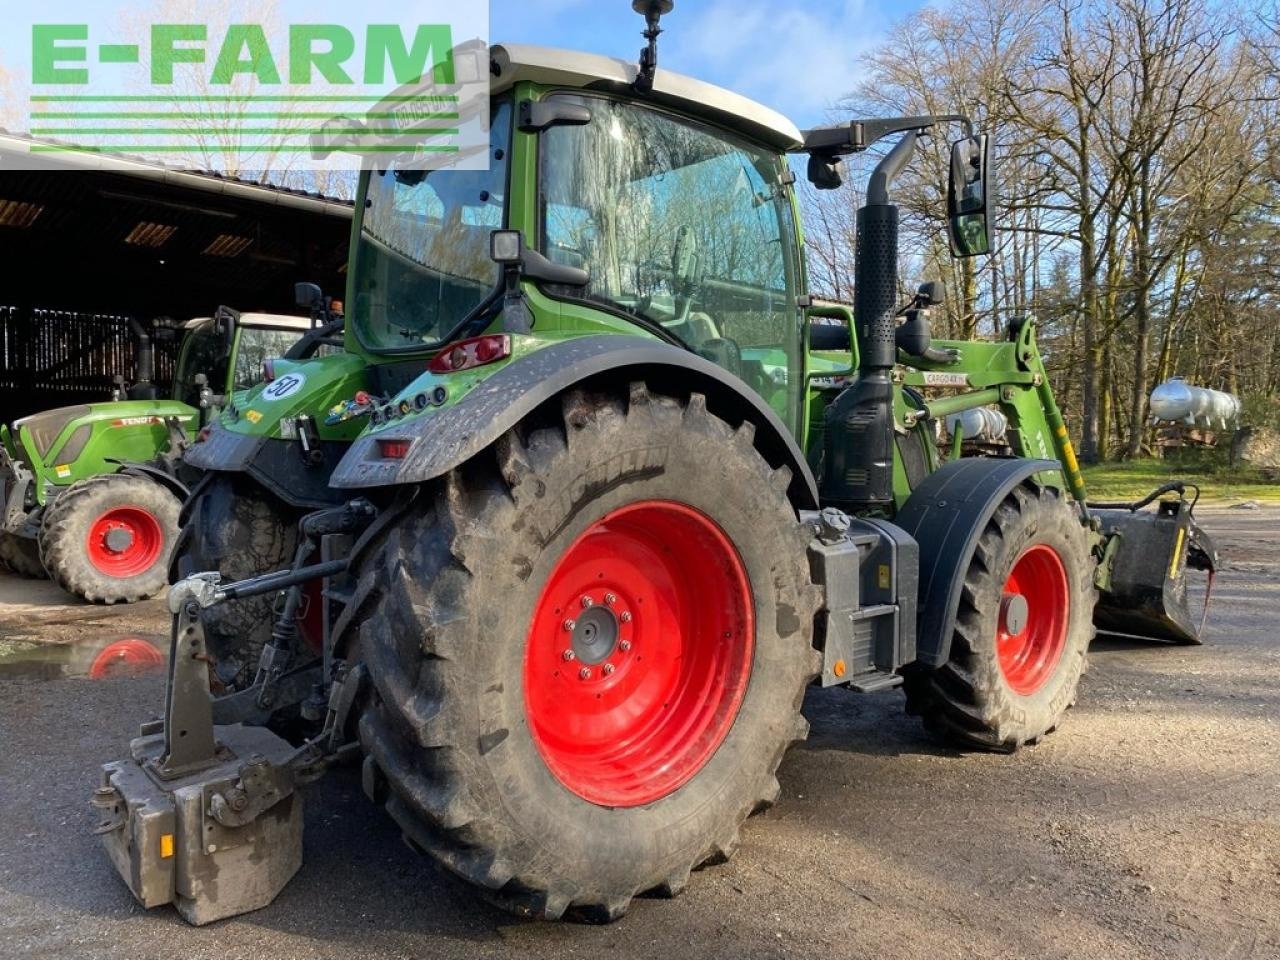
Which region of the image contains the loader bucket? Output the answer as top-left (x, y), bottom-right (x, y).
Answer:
top-left (1092, 498), bottom-right (1217, 645)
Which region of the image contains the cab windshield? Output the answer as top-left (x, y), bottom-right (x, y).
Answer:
top-left (174, 324), bottom-right (313, 406)
top-left (173, 329), bottom-right (227, 407)
top-left (350, 99), bottom-right (512, 352)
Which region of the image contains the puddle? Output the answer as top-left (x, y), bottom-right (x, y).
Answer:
top-left (0, 634), bottom-right (169, 681)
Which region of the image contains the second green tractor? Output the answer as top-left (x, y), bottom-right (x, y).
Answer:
top-left (1, 310), bottom-right (326, 603)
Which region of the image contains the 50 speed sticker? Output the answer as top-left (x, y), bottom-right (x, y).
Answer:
top-left (262, 372), bottom-right (306, 402)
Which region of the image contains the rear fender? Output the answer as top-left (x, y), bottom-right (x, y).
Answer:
top-left (893, 457), bottom-right (1064, 669)
top-left (111, 460), bottom-right (192, 504)
top-left (329, 336), bottom-right (820, 511)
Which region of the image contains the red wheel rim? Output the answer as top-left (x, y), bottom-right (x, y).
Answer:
top-left (85, 506), bottom-right (164, 578)
top-left (87, 637), bottom-right (165, 679)
top-left (997, 544), bottom-right (1069, 696)
top-left (523, 501), bottom-right (754, 808)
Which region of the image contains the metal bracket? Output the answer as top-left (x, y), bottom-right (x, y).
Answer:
top-left (150, 601), bottom-right (224, 780)
top-left (206, 755), bottom-right (293, 833)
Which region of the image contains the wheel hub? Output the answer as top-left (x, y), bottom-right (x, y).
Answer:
top-left (103, 526), bottom-right (135, 554)
top-left (1000, 593), bottom-right (1029, 637)
top-left (524, 501), bottom-right (754, 808)
top-left (571, 605), bottom-right (619, 664)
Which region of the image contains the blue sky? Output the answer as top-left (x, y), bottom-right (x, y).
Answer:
top-left (1, 0), bottom-right (924, 129)
top-left (489, 0), bottom-right (922, 127)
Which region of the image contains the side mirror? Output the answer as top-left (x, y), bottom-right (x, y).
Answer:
top-left (489, 229), bottom-right (590, 287)
top-left (295, 282), bottom-right (324, 309)
top-left (807, 153), bottom-right (844, 191)
top-left (213, 306), bottom-right (238, 351)
top-left (947, 134), bottom-right (994, 258)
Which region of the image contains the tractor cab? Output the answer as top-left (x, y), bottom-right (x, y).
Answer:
top-left (172, 312), bottom-right (324, 410)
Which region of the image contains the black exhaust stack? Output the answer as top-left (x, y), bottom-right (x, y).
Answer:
top-left (824, 132), bottom-right (919, 512)
top-left (127, 319), bottom-right (158, 401)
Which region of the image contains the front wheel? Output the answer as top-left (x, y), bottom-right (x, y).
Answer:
top-left (38, 475), bottom-right (180, 603)
top-left (354, 386), bottom-right (820, 921)
top-left (173, 476), bottom-right (300, 690)
top-left (0, 531), bottom-right (47, 579)
top-left (904, 483), bottom-right (1095, 751)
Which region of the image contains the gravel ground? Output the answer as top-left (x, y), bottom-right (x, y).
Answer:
top-left (0, 506), bottom-right (1276, 960)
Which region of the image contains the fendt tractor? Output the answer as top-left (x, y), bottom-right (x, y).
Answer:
top-left (92, 3), bottom-right (1216, 927)
top-left (1, 308), bottom-right (332, 603)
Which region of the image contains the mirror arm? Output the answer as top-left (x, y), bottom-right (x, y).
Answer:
top-left (800, 114), bottom-right (971, 157)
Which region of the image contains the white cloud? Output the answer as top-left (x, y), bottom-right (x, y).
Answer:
top-left (663, 0), bottom-right (886, 126)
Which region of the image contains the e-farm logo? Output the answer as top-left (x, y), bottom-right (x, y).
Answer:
top-left (32, 24), bottom-right (458, 87)
top-left (11, 4), bottom-right (490, 173)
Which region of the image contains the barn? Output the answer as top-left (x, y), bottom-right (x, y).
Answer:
top-left (0, 133), bottom-right (353, 421)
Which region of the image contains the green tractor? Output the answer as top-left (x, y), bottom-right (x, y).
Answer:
top-left (0, 308), bottom-right (330, 603)
top-left (93, 6), bottom-right (1216, 927)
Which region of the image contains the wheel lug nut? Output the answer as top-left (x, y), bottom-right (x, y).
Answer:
top-left (602, 663), bottom-right (615, 676)
top-left (563, 619), bottom-right (576, 632)
top-left (619, 640), bottom-right (631, 652)
top-left (562, 649), bottom-right (575, 661)
top-left (604, 593), bottom-right (617, 606)
top-left (620, 611), bottom-right (632, 623)
top-left (578, 667), bottom-right (592, 680)
top-left (581, 596), bottom-right (594, 608)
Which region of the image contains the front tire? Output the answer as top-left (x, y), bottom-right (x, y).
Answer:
top-left (353, 386), bottom-right (820, 921)
top-left (39, 475), bottom-right (179, 603)
top-left (0, 531), bottom-right (47, 579)
top-left (174, 476), bottom-right (299, 689)
top-left (904, 482), bottom-right (1095, 751)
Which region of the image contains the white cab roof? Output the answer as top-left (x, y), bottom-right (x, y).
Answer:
top-left (184, 313), bottom-right (314, 333)
top-left (490, 44), bottom-right (804, 151)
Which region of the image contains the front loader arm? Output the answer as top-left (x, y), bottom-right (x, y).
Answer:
top-left (899, 316), bottom-right (1085, 502)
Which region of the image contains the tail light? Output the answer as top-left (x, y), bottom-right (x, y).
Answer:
top-left (262, 359), bottom-right (277, 383)
top-left (428, 335), bottom-right (511, 374)
top-left (378, 438), bottom-right (412, 460)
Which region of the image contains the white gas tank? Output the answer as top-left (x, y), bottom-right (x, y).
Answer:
top-left (1150, 378), bottom-right (1240, 430)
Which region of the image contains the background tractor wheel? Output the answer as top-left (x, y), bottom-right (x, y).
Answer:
top-left (39, 474), bottom-right (180, 604)
top-left (0, 531), bottom-right (47, 579)
top-left (904, 482), bottom-right (1095, 751)
top-left (174, 476), bottom-right (300, 690)
top-left (352, 385), bottom-right (821, 922)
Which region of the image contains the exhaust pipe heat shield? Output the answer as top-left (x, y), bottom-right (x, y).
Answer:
top-left (1093, 499), bottom-right (1216, 645)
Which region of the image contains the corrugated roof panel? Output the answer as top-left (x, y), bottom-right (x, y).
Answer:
top-left (0, 199), bottom-right (44, 228)
top-left (203, 233), bottom-right (254, 258)
top-left (123, 221), bottom-right (178, 247)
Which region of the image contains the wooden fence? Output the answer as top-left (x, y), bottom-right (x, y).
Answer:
top-left (0, 306), bottom-right (179, 422)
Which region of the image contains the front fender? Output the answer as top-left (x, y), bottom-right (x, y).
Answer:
top-left (894, 457), bottom-right (1063, 669)
top-left (330, 335), bottom-right (819, 510)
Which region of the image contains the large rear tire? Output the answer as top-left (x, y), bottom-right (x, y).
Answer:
top-left (353, 385), bottom-right (820, 921)
top-left (39, 474), bottom-right (179, 603)
top-left (0, 531), bottom-right (47, 579)
top-left (174, 476), bottom-right (299, 689)
top-left (904, 482), bottom-right (1095, 750)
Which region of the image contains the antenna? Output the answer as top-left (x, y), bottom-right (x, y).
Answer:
top-left (632, 0), bottom-right (674, 93)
